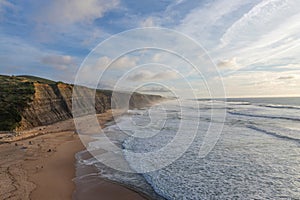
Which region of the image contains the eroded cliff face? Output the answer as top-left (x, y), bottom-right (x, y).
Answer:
top-left (16, 82), bottom-right (162, 131)
top-left (16, 83), bottom-right (111, 130)
top-left (16, 83), bottom-right (73, 130)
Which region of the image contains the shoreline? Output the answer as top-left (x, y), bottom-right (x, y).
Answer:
top-left (73, 150), bottom-right (149, 200)
top-left (0, 110), bottom-right (149, 200)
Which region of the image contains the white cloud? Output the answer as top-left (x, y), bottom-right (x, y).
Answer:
top-left (274, 64), bottom-right (300, 70)
top-left (216, 0), bottom-right (300, 68)
top-left (220, 0), bottom-right (287, 46)
top-left (0, 34), bottom-right (46, 68)
top-left (94, 56), bottom-right (111, 70)
top-left (140, 17), bottom-right (156, 27)
top-left (221, 70), bottom-right (300, 97)
top-left (76, 55), bottom-right (140, 87)
top-left (127, 70), bottom-right (179, 82)
top-left (217, 57), bottom-right (239, 69)
top-left (94, 56), bottom-right (139, 70)
top-left (113, 56), bottom-right (139, 68)
top-left (81, 28), bottom-right (106, 47)
top-left (38, 0), bottom-right (120, 25)
top-left (176, 0), bottom-right (300, 80)
top-left (42, 55), bottom-right (74, 65)
top-left (219, 0), bottom-right (300, 47)
top-left (0, 33), bottom-right (80, 82)
top-left (177, 0), bottom-right (252, 47)
top-left (41, 54), bottom-right (76, 70)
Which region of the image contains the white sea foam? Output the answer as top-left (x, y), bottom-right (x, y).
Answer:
top-left (77, 99), bottom-right (300, 199)
top-left (122, 100), bottom-right (300, 199)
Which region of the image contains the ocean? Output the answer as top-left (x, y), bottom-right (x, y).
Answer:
top-left (75, 97), bottom-right (300, 199)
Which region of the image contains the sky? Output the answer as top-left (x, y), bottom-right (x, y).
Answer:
top-left (0, 0), bottom-right (299, 97)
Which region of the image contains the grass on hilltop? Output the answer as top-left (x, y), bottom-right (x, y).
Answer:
top-left (17, 75), bottom-right (57, 84)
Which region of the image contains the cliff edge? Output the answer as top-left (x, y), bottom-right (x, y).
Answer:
top-left (0, 75), bottom-right (162, 132)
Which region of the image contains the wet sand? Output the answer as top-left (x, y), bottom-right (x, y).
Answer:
top-left (74, 150), bottom-right (148, 200)
top-left (0, 110), bottom-right (147, 200)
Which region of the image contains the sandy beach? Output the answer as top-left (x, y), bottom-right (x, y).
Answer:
top-left (0, 111), bottom-right (147, 200)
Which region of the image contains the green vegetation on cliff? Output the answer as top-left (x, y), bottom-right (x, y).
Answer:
top-left (0, 75), bottom-right (36, 130)
top-left (17, 75), bottom-right (57, 84)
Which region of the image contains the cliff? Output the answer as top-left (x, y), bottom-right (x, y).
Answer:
top-left (0, 75), bottom-right (162, 132)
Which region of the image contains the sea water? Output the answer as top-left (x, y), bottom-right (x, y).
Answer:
top-left (76, 97), bottom-right (300, 199)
